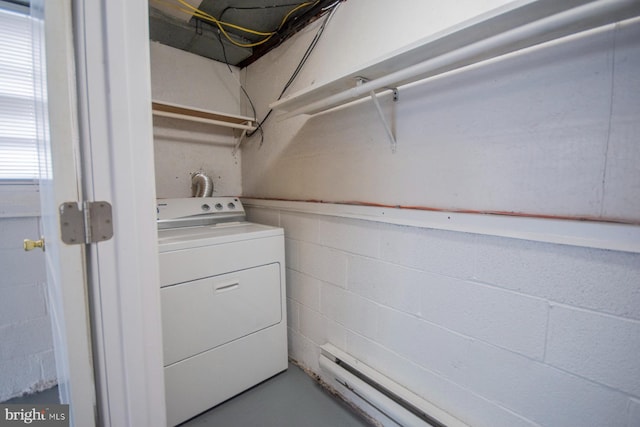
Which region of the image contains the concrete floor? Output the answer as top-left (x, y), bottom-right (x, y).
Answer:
top-left (4, 386), bottom-right (60, 405)
top-left (5, 363), bottom-right (374, 427)
top-left (182, 363), bottom-right (374, 427)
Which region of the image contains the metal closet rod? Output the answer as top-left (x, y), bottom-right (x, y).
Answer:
top-left (279, 0), bottom-right (640, 119)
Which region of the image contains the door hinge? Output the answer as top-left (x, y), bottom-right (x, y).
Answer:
top-left (59, 201), bottom-right (113, 245)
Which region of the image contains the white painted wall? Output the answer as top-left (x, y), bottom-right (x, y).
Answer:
top-left (150, 41), bottom-right (242, 113)
top-left (246, 204), bottom-right (640, 427)
top-left (280, 0), bottom-right (515, 96)
top-left (0, 193), bottom-right (56, 401)
top-left (239, 1), bottom-right (640, 426)
top-left (150, 42), bottom-right (244, 198)
top-left (152, 122), bottom-right (242, 198)
top-left (242, 1), bottom-right (640, 224)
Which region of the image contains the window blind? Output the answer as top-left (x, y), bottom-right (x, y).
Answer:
top-left (0, 4), bottom-right (39, 181)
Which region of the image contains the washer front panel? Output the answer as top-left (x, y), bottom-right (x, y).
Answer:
top-left (160, 220), bottom-right (287, 426)
top-left (158, 233), bottom-right (283, 287)
top-left (162, 262), bottom-right (281, 366)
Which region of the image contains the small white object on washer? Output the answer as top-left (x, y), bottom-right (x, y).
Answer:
top-left (157, 197), bottom-right (287, 426)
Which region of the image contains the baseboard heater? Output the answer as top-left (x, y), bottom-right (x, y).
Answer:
top-left (319, 344), bottom-right (468, 427)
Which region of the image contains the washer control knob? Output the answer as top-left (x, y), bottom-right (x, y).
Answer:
top-left (215, 203), bottom-right (223, 210)
top-left (227, 202), bottom-right (236, 210)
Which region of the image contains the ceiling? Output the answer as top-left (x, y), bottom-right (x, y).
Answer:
top-left (148, 0), bottom-right (339, 68)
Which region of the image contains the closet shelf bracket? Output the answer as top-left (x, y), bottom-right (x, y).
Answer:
top-left (232, 129), bottom-right (248, 156)
top-left (370, 91), bottom-right (397, 153)
top-left (358, 78), bottom-right (398, 153)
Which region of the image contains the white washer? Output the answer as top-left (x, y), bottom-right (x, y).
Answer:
top-left (157, 197), bottom-right (287, 426)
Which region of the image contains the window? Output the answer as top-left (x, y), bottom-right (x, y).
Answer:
top-left (0, 2), bottom-right (40, 182)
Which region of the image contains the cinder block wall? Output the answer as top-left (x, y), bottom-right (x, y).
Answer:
top-left (246, 206), bottom-right (640, 427)
top-left (0, 217), bottom-right (56, 401)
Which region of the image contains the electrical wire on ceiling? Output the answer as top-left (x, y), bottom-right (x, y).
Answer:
top-left (218, 3), bottom-right (315, 21)
top-left (246, 0), bottom-right (342, 145)
top-left (216, 29), bottom-right (262, 144)
top-left (152, 0), bottom-right (320, 48)
top-left (212, 0), bottom-right (341, 147)
top-left (151, 0), bottom-right (342, 147)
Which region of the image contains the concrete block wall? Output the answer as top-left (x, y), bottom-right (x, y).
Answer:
top-left (0, 217), bottom-right (56, 401)
top-left (150, 42), bottom-right (244, 199)
top-left (243, 7), bottom-right (640, 225)
top-left (246, 205), bottom-right (640, 427)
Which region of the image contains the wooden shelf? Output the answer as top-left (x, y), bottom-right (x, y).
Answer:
top-left (152, 101), bottom-right (256, 131)
top-left (270, 0), bottom-right (640, 118)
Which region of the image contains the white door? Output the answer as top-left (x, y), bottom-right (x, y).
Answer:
top-left (32, 0), bottom-right (166, 425)
top-left (29, 1), bottom-right (97, 426)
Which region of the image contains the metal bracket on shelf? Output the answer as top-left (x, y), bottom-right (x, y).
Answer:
top-left (369, 91), bottom-right (397, 153)
top-left (232, 129), bottom-right (249, 156)
top-left (355, 77), bottom-right (398, 153)
top-left (390, 87), bottom-right (399, 102)
top-left (355, 77), bottom-right (398, 101)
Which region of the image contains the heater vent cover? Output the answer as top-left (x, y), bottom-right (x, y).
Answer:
top-left (319, 344), bottom-right (469, 427)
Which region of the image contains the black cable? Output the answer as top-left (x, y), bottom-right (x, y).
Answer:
top-left (279, 2), bottom-right (338, 96)
top-left (219, 3), bottom-right (310, 19)
top-left (218, 2), bottom-right (318, 40)
top-left (216, 31), bottom-right (264, 144)
top-left (246, 1), bottom-right (340, 141)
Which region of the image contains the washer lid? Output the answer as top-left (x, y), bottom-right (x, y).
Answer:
top-left (157, 222), bottom-right (283, 252)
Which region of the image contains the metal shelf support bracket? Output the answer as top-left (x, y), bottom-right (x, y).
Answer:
top-left (232, 129), bottom-right (249, 155)
top-left (369, 91), bottom-right (397, 153)
top-left (356, 77), bottom-right (398, 153)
